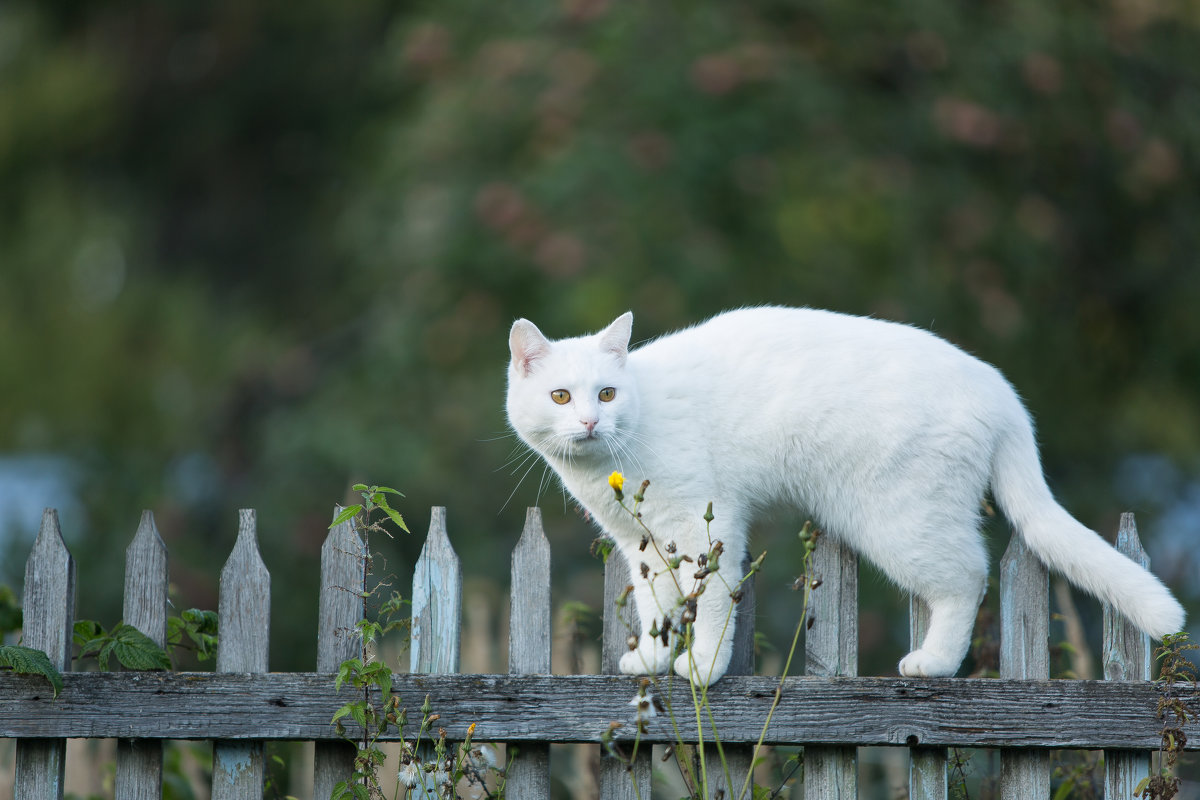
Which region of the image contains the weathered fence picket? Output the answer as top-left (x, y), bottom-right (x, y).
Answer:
top-left (13, 509), bottom-right (75, 800)
top-left (599, 553), bottom-right (652, 800)
top-left (999, 532), bottom-right (1051, 798)
top-left (805, 541), bottom-right (858, 800)
top-left (506, 507), bottom-right (552, 799)
top-left (115, 511), bottom-right (169, 800)
top-left (907, 597), bottom-right (948, 800)
top-left (213, 509), bottom-right (271, 799)
top-left (313, 507), bottom-right (366, 799)
top-left (1103, 513), bottom-right (1153, 797)
top-left (410, 507), bottom-right (463, 800)
top-left (2, 504), bottom-right (1196, 800)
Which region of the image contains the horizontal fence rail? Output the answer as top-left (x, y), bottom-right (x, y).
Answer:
top-left (2, 504), bottom-right (1196, 800)
top-left (0, 673), bottom-right (1195, 749)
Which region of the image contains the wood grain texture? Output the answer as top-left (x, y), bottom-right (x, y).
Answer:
top-left (213, 509), bottom-right (271, 799)
top-left (999, 531), bottom-right (1050, 799)
top-left (314, 505), bottom-right (366, 800)
top-left (410, 506), bottom-right (461, 674)
top-left (908, 594), bottom-right (947, 800)
top-left (116, 510), bottom-right (169, 800)
top-left (806, 540), bottom-right (859, 800)
top-left (14, 509), bottom-right (76, 800)
top-left (1103, 513), bottom-right (1153, 798)
top-left (410, 506), bottom-right (463, 800)
top-left (0, 672), bottom-right (1190, 747)
top-left (599, 552), bottom-right (651, 800)
top-left (505, 508), bottom-right (552, 800)
top-left (701, 556), bottom-right (756, 800)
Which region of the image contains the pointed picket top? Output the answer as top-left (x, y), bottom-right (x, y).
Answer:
top-left (1102, 513), bottom-right (1152, 798)
top-left (314, 507), bottom-right (366, 800)
top-left (124, 510), bottom-right (169, 647)
top-left (411, 506), bottom-right (461, 674)
top-left (1103, 512), bottom-right (1150, 682)
top-left (16, 511), bottom-right (75, 800)
top-left (214, 510), bottom-right (269, 800)
top-left (317, 505), bottom-right (366, 672)
top-left (999, 531), bottom-right (1049, 680)
top-left (509, 507), bottom-right (551, 674)
top-left (217, 509), bottom-right (271, 673)
top-left (22, 508), bottom-right (76, 667)
top-left (997, 529), bottom-right (1051, 800)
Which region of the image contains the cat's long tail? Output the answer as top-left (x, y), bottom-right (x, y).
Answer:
top-left (990, 414), bottom-right (1185, 640)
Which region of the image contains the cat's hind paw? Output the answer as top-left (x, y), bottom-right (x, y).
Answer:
top-left (618, 636), bottom-right (673, 675)
top-left (898, 648), bottom-right (959, 678)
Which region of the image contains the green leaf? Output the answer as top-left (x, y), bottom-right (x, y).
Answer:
top-left (328, 505), bottom-right (362, 529)
top-left (331, 703), bottom-right (357, 725)
top-left (351, 484), bottom-right (368, 492)
top-left (106, 624), bottom-right (171, 671)
top-left (374, 486), bottom-right (405, 497)
top-left (382, 506), bottom-right (409, 533)
top-left (0, 644), bottom-right (64, 698)
top-left (73, 619), bottom-right (104, 649)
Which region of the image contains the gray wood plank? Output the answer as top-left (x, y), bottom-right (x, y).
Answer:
top-left (505, 508), bottom-right (552, 800)
top-left (1103, 513), bottom-right (1152, 797)
top-left (702, 556), bottom-right (756, 800)
top-left (410, 507), bottom-right (461, 674)
top-left (908, 596), bottom-right (947, 800)
top-left (115, 510), bottom-right (169, 800)
top-left (14, 508), bottom-right (76, 800)
top-left (213, 509), bottom-right (271, 800)
top-left (806, 540), bottom-right (859, 800)
top-left (0, 672), bottom-right (1194, 748)
top-left (999, 531), bottom-right (1050, 799)
top-left (599, 550), bottom-right (652, 800)
top-left (410, 507), bottom-right (463, 800)
top-left (314, 505), bottom-right (367, 800)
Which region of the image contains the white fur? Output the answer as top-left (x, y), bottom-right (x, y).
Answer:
top-left (506, 307), bottom-right (1185, 684)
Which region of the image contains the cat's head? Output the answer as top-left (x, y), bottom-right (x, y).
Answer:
top-left (506, 313), bottom-right (639, 461)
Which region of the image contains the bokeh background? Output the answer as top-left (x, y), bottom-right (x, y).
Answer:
top-left (2, 0), bottom-right (1198, 795)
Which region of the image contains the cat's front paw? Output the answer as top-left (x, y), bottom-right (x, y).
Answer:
top-left (618, 635), bottom-right (673, 675)
top-left (898, 648), bottom-right (959, 678)
top-left (672, 645), bottom-right (730, 687)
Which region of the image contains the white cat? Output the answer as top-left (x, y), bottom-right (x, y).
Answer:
top-left (506, 306), bottom-right (1185, 685)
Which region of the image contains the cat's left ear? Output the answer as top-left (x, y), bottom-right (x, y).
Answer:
top-left (598, 312), bottom-right (633, 366)
top-left (510, 319), bottom-right (551, 377)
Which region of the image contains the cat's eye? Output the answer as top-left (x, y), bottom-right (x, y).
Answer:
top-left (551, 389), bottom-right (571, 405)
top-left (598, 387), bottom-right (616, 402)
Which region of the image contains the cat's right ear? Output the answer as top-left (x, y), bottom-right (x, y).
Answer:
top-left (598, 312), bottom-right (633, 366)
top-left (509, 319), bottom-right (551, 377)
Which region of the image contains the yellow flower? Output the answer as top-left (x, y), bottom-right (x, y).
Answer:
top-left (608, 471), bottom-right (625, 492)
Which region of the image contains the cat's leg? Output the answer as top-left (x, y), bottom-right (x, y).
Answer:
top-left (848, 510), bottom-right (988, 678)
top-left (668, 520), bottom-right (748, 686)
top-left (895, 534), bottom-right (988, 677)
top-left (898, 586), bottom-right (985, 677)
top-left (617, 544), bottom-right (683, 676)
top-left (672, 568), bottom-right (738, 685)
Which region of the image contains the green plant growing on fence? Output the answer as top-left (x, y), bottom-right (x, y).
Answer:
top-left (0, 587), bottom-right (217, 697)
top-left (1136, 631), bottom-right (1198, 800)
top-left (327, 484), bottom-right (506, 799)
top-left (602, 472), bottom-right (821, 800)
top-left (73, 607), bottom-right (218, 671)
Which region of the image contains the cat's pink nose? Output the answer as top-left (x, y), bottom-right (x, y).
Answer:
top-left (581, 419), bottom-right (597, 434)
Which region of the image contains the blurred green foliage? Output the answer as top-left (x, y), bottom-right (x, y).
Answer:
top-left (1, 0), bottom-right (1197, 683)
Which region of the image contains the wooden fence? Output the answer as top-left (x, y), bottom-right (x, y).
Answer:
top-left (1, 505), bottom-right (1197, 799)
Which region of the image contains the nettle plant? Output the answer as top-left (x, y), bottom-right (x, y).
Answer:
top-left (600, 472), bottom-right (819, 800)
top-left (327, 484), bottom-right (506, 800)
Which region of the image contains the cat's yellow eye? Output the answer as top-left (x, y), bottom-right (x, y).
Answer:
top-left (599, 387), bottom-right (617, 402)
top-left (551, 389), bottom-right (571, 405)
